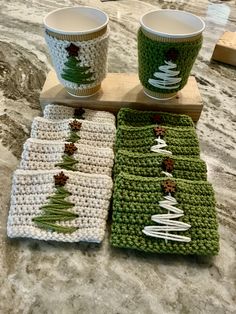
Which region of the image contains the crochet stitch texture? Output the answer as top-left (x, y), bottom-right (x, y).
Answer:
top-left (7, 169), bottom-right (113, 243)
top-left (111, 108), bottom-right (219, 255)
top-left (45, 30), bottom-right (109, 92)
top-left (44, 104), bottom-right (116, 124)
top-left (138, 28), bottom-right (202, 94)
top-left (31, 117), bottom-right (116, 148)
top-left (7, 108), bottom-right (116, 243)
top-left (111, 172), bottom-right (219, 255)
top-left (20, 138), bottom-right (114, 176)
top-left (115, 124), bottom-right (200, 156)
top-left (117, 108), bottom-right (194, 127)
top-left (114, 150), bottom-right (207, 180)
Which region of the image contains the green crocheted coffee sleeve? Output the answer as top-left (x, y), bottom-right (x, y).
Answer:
top-left (115, 125), bottom-right (200, 156)
top-left (114, 150), bottom-right (207, 180)
top-left (138, 28), bottom-right (202, 93)
top-left (111, 173), bottom-right (219, 255)
top-left (117, 108), bottom-right (194, 127)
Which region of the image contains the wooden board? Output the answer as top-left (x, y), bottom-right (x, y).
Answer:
top-left (40, 71), bottom-right (203, 122)
top-left (212, 31), bottom-right (236, 66)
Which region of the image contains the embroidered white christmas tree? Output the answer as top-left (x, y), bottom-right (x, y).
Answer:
top-left (148, 48), bottom-right (182, 90)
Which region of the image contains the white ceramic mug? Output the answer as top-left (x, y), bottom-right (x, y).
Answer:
top-left (44, 6), bottom-right (109, 97)
top-left (138, 10), bottom-right (205, 100)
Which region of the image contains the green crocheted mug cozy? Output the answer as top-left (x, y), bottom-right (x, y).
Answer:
top-left (138, 28), bottom-right (202, 94)
top-left (114, 150), bottom-right (207, 181)
top-left (115, 124), bottom-right (200, 156)
top-left (117, 108), bottom-right (194, 127)
top-left (111, 172), bottom-right (219, 255)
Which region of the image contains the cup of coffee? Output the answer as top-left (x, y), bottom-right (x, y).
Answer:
top-left (44, 6), bottom-right (109, 97)
top-left (138, 10), bottom-right (205, 100)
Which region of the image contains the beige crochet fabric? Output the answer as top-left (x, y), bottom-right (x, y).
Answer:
top-left (44, 104), bottom-right (116, 124)
top-left (31, 117), bottom-right (116, 148)
top-left (20, 138), bottom-right (114, 176)
top-left (7, 169), bottom-right (113, 243)
top-left (45, 30), bottom-right (109, 93)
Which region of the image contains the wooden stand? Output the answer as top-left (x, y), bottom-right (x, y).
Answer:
top-left (212, 31), bottom-right (236, 66)
top-left (40, 71), bottom-right (203, 122)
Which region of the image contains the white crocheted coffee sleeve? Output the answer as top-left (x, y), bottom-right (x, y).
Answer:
top-left (44, 104), bottom-right (116, 124)
top-left (20, 138), bottom-right (114, 176)
top-left (45, 30), bottom-right (109, 90)
top-left (30, 117), bottom-right (116, 148)
top-left (7, 169), bottom-right (113, 243)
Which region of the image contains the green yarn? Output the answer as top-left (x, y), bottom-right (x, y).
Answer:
top-left (56, 154), bottom-right (78, 171)
top-left (117, 108), bottom-right (194, 127)
top-left (32, 186), bottom-right (78, 234)
top-left (114, 150), bottom-right (207, 180)
top-left (138, 28), bottom-right (202, 94)
top-left (66, 130), bottom-right (80, 143)
top-left (61, 56), bottom-right (94, 85)
top-left (115, 124), bottom-right (200, 156)
top-left (111, 172), bottom-right (219, 255)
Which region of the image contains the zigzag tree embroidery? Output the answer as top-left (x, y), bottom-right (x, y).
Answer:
top-left (151, 136), bottom-right (172, 155)
top-left (148, 48), bottom-right (182, 90)
top-left (142, 194), bottom-right (191, 243)
top-left (151, 126), bottom-right (172, 155)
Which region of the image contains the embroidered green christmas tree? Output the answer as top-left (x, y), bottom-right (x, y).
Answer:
top-left (56, 142), bottom-right (78, 171)
top-left (61, 43), bottom-right (95, 85)
top-left (32, 172), bottom-right (78, 233)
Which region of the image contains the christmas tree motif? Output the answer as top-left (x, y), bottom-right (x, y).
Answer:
top-left (148, 48), bottom-right (182, 90)
top-left (56, 143), bottom-right (78, 171)
top-left (67, 120), bottom-right (82, 143)
top-left (61, 43), bottom-right (95, 85)
top-left (161, 157), bottom-right (174, 177)
top-left (142, 180), bottom-right (191, 243)
top-left (32, 172), bottom-right (78, 234)
top-left (151, 127), bottom-right (172, 155)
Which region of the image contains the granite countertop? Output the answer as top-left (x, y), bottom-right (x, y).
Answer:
top-left (0, 0), bottom-right (235, 313)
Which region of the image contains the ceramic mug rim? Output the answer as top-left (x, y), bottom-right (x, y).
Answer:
top-left (140, 9), bottom-right (205, 38)
top-left (44, 6), bottom-right (109, 35)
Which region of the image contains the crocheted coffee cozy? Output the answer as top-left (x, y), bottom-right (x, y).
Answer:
top-left (45, 30), bottom-right (109, 96)
top-left (117, 108), bottom-right (194, 127)
top-left (7, 169), bottom-right (113, 243)
top-left (115, 125), bottom-right (199, 156)
top-left (114, 150), bottom-right (207, 181)
top-left (111, 173), bottom-right (219, 255)
top-left (138, 28), bottom-right (202, 95)
top-left (31, 117), bottom-right (116, 148)
top-left (20, 138), bottom-right (114, 176)
top-left (44, 104), bottom-right (116, 124)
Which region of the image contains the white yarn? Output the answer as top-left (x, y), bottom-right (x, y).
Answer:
top-left (142, 194), bottom-right (191, 243)
top-left (45, 30), bottom-right (109, 91)
top-left (7, 169), bottom-right (113, 243)
top-left (161, 171), bottom-right (173, 177)
top-left (30, 117), bottom-right (116, 148)
top-left (148, 61), bottom-right (182, 90)
top-left (43, 104), bottom-right (116, 124)
top-left (150, 136), bottom-right (172, 155)
top-left (20, 138), bottom-right (114, 176)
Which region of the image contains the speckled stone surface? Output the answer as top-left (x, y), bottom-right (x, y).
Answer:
top-left (0, 1), bottom-right (236, 313)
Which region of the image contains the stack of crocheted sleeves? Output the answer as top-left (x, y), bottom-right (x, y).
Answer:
top-left (7, 104), bottom-right (116, 243)
top-left (111, 108), bottom-right (219, 255)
